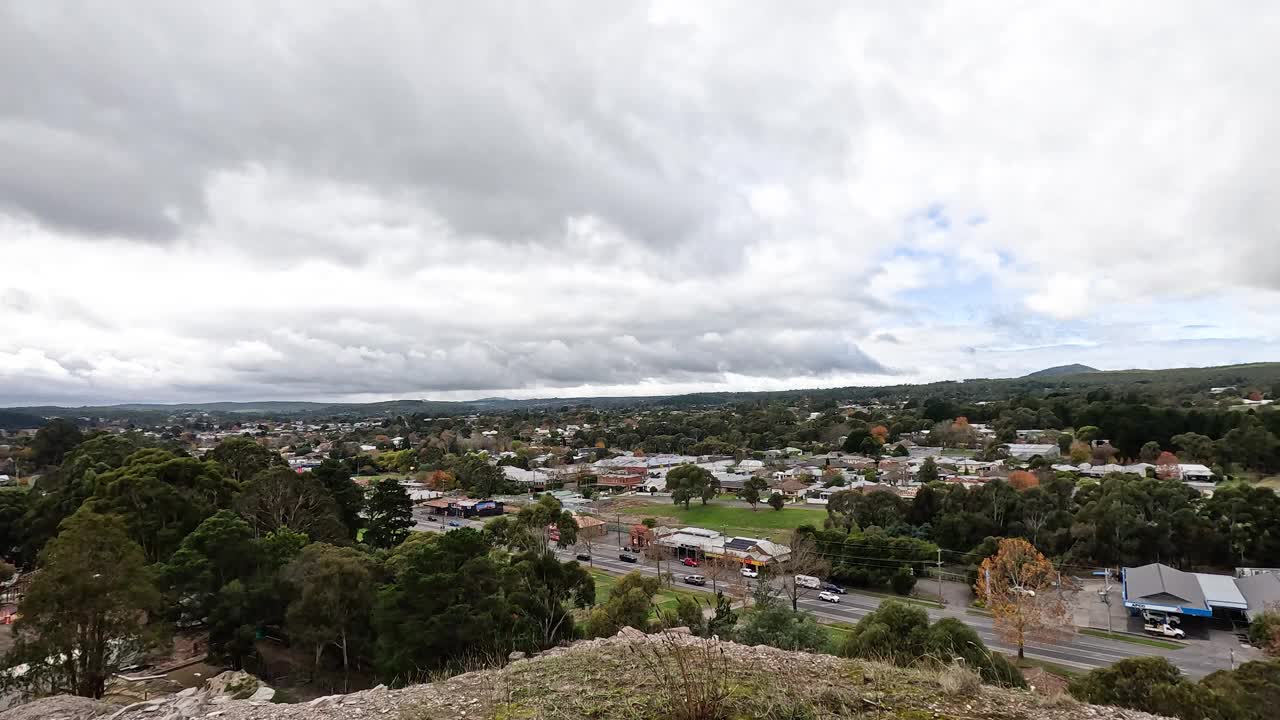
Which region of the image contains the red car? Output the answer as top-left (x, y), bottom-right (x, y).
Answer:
top-left (682, 558), bottom-right (699, 567)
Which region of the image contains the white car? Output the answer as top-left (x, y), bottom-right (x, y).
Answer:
top-left (818, 591), bottom-right (841, 603)
top-left (740, 566), bottom-right (759, 578)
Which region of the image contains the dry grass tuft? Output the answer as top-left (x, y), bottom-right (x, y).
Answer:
top-left (938, 662), bottom-right (981, 697)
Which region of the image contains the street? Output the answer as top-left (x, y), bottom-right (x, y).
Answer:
top-left (559, 547), bottom-right (1236, 679)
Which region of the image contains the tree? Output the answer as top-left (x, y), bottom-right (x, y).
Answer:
top-left (285, 543), bottom-right (374, 689)
top-left (1069, 440), bottom-right (1092, 464)
top-left (207, 435), bottom-right (284, 483)
top-left (667, 464), bottom-right (715, 509)
top-left (918, 457), bottom-right (939, 483)
top-left (768, 492), bottom-right (785, 511)
top-left (1056, 433), bottom-right (1074, 455)
top-left (7, 510), bottom-right (160, 698)
top-left (1007, 470), bottom-right (1039, 491)
top-left (892, 444), bottom-right (910, 457)
top-left (1156, 451), bottom-right (1181, 480)
top-left (705, 591), bottom-right (738, 638)
top-left (859, 436), bottom-right (882, 458)
top-left (1173, 432), bottom-right (1216, 464)
top-left (775, 532), bottom-right (829, 611)
top-left (364, 479), bottom-right (413, 549)
top-left (975, 538), bottom-right (1073, 659)
top-left (160, 510), bottom-right (257, 625)
top-left (839, 600), bottom-right (1024, 688)
top-left (735, 594), bottom-right (829, 652)
top-left (373, 529), bottom-right (513, 681)
top-left (0, 560), bottom-right (14, 584)
top-left (739, 476), bottom-right (769, 510)
top-left (507, 549), bottom-right (595, 649)
top-left (890, 565), bottom-right (917, 595)
top-left (235, 466), bottom-right (348, 542)
top-left (664, 594), bottom-right (706, 635)
top-left (312, 460), bottom-right (365, 538)
top-left (30, 418), bottom-right (84, 468)
top-left (89, 449), bottom-right (239, 563)
top-left (1139, 441), bottom-right (1163, 464)
top-left (584, 571), bottom-right (661, 637)
top-left (0, 490), bottom-right (30, 560)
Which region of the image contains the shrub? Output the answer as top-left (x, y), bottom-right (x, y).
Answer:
top-left (891, 565), bottom-right (917, 595)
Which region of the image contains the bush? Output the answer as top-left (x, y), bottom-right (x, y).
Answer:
top-left (1069, 656), bottom-right (1237, 720)
top-left (1248, 611), bottom-right (1280, 656)
top-left (890, 565), bottom-right (916, 596)
top-left (1201, 659), bottom-right (1280, 720)
top-left (839, 601), bottom-right (1025, 689)
top-left (1069, 656), bottom-right (1185, 709)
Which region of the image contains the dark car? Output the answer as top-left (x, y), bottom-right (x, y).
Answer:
top-left (447, 520), bottom-right (461, 527)
top-left (619, 553), bottom-right (638, 563)
top-left (575, 553), bottom-right (592, 562)
top-left (683, 575), bottom-right (706, 586)
top-left (821, 582), bottom-right (845, 594)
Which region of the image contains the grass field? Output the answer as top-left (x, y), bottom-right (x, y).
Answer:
top-left (588, 569), bottom-right (702, 616)
top-left (1078, 628), bottom-right (1184, 650)
top-left (613, 502), bottom-right (826, 540)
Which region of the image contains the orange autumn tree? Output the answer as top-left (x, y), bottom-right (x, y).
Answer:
top-left (1007, 470), bottom-right (1040, 491)
top-left (870, 425), bottom-right (890, 444)
top-left (975, 538), bottom-right (1074, 658)
top-left (1155, 451), bottom-right (1181, 480)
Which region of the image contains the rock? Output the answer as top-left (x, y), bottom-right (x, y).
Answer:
top-left (246, 688), bottom-right (275, 703)
top-left (174, 689), bottom-right (197, 699)
top-left (613, 626), bottom-right (646, 641)
top-left (667, 626), bottom-right (692, 635)
top-left (507, 651), bottom-right (526, 661)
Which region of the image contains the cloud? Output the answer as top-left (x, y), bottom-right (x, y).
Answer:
top-left (1, 1), bottom-right (1279, 404)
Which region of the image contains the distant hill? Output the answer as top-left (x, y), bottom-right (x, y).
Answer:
top-left (1023, 364), bottom-right (1099, 378)
top-left (6, 361), bottom-right (1279, 422)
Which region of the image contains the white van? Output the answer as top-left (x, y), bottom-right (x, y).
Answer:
top-left (795, 574), bottom-right (821, 589)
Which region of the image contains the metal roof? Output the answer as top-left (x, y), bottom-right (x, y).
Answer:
top-left (1195, 573), bottom-right (1248, 609)
top-left (1124, 563), bottom-right (1208, 610)
top-left (1236, 573), bottom-right (1280, 621)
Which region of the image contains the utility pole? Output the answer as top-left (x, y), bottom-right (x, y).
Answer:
top-left (936, 548), bottom-right (944, 603)
top-left (1098, 568), bottom-right (1113, 633)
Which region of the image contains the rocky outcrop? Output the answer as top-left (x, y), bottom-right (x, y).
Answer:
top-left (1, 630), bottom-right (1171, 720)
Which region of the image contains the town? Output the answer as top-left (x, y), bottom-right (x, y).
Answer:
top-left (3, 362), bottom-right (1280, 718)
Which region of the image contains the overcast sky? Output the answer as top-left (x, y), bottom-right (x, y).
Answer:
top-left (2, 1), bottom-right (1279, 406)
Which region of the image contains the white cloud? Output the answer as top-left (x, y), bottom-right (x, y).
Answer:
top-left (1, 1), bottom-right (1278, 404)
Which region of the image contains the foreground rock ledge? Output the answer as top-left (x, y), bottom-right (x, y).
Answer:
top-left (0, 629), bottom-right (1170, 720)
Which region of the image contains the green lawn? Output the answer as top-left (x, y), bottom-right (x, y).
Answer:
top-left (614, 502), bottom-right (826, 540)
top-left (1078, 628), bottom-right (1184, 650)
top-left (588, 569), bottom-right (702, 616)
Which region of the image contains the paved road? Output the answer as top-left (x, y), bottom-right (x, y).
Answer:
top-left (561, 548), bottom-right (1232, 679)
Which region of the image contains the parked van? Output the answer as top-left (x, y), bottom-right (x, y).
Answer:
top-left (795, 575), bottom-right (821, 589)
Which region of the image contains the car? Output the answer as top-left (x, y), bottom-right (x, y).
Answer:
top-left (820, 582), bottom-right (845, 594)
top-left (1143, 610), bottom-right (1180, 626)
top-left (447, 520), bottom-right (461, 527)
top-left (683, 575), bottom-right (706, 586)
top-left (682, 558), bottom-right (700, 567)
top-left (740, 566), bottom-right (759, 578)
top-left (818, 591), bottom-right (841, 603)
top-left (619, 553), bottom-right (638, 563)
top-left (575, 553), bottom-right (591, 561)
top-left (1143, 621), bottom-right (1186, 639)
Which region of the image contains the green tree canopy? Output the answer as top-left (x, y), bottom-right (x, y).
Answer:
top-left (7, 510), bottom-right (161, 698)
top-left (364, 478), bottom-right (413, 549)
top-left (207, 436), bottom-right (285, 483)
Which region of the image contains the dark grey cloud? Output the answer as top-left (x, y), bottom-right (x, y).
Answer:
top-left (0, 2), bottom-right (856, 254)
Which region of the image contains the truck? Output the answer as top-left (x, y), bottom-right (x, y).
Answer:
top-left (1143, 622), bottom-right (1186, 639)
top-left (795, 574), bottom-right (821, 589)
